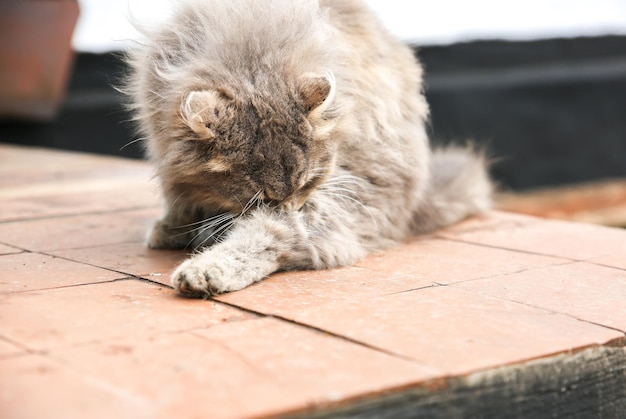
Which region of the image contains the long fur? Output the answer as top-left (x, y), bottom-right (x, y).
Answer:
top-left (125, 0), bottom-right (493, 296)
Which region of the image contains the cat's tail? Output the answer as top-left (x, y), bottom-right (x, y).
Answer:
top-left (412, 145), bottom-right (493, 233)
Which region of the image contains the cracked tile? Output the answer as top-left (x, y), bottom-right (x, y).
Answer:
top-left (0, 337), bottom-right (27, 358)
top-left (590, 254), bottom-right (626, 271)
top-left (452, 261), bottom-right (626, 332)
top-left (4, 144), bottom-right (626, 418)
top-left (0, 252), bottom-right (122, 293)
top-left (355, 237), bottom-right (566, 284)
top-left (0, 280), bottom-right (252, 351)
top-left (216, 239), bottom-right (565, 314)
top-left (49, 318), bottom-right (439, 419)
top-left (0, 209), bottom-right (159, 252)
top-left (0, 243), bottom-right (22, 256)
top-left (440, 214), bottom-right (626, 261)
top-left (216, 266), bottom-right (434, 312)
top-left (50, 243), bottom-right (187, 286)
top-left (264, 286), bottom-right (621, 376)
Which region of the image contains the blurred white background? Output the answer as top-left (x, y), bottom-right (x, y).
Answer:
top-left (73, 0), bottom-right (626, 53)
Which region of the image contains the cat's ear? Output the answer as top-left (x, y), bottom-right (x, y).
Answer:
top-left (298, 71), bottom-right (335, 115)
top-left (180, 90), bottom-right (220, 138)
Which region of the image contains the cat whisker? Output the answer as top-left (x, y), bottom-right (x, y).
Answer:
top-left (167, 192), bottom-right (188, 214)
top-left (240, 190), bottom-right (263, 216)
top-left (191, 217), bottom-right (236, 249)
top-left (324, 174), bottom-right (364, 187)
top-left (174, 212), bottom-right (235, 229)
top-left (181, 217), bottom-right (235, 241)
top-left (306, 167), bottom-right (331, 177)
top-left (187, 190), bottom-right (263, 248)
top-left (319, 185), bottom-right (359, 197)
top-left (119, 137), bottom-right (146, 151)
top-left (187, 213), bottom-right (237, 247)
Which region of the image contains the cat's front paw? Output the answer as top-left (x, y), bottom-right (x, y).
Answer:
top-left (171, 260), bottom-right (220, 296)
top-left (171, 252), bottom-right (255, 296)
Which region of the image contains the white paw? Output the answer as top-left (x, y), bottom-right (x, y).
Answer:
top-left (171, 260), bottom-right (222, 296)
top-left (170, 252), bottom-right (256, 296)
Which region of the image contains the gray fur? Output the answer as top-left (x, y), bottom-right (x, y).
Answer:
top-left (125, 0), bottom-right (493, 296)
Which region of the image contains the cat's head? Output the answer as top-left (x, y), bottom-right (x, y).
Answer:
top-left (159, 72), bottom-right (337, 213)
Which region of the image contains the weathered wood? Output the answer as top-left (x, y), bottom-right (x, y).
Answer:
top-left (292, 345), bottom-right (626, 419)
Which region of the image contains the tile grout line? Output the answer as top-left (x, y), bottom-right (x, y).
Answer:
top-left (383, 283), bottom-right (442, 296)
top-left (584, 261), bottom-right (626, 273)
top-left (211, 298), bottom-right (430, 367)
top-left (0, 334), bottom-right (38, 355)
top-left (0, 205), bottom-right (159, 225)
top-left (440, 282), bottom-right (626, 340)
top-left (381, 259), bottom-right (578, 297)
top-left (0, 239), bottom-right (150, 255)
top-left (437, 236), bottom-right (583, 261)
top-left (437, 259), bottom-right (578, 287)
top-left (0, 277), bottom-right (139, 295)
top-left (34, 250), bottom-right (176, 289)
top-left (37, 240), bottom-right (147, 253)
top-left (0, 247), bottom-right (174, 291)
top-left (0, 241), bottom-right (30, 253)
top-left (442, 235), bottom-right (626, 273)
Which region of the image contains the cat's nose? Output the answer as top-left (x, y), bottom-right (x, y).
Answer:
top-left (280, 194), bottom-right (308, 212)
top-left (263, 183), bottom-right (296, 203)
top-left (261, 189), bottom-right (286, 207)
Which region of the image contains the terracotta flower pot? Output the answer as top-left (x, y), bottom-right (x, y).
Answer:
top-left (0, 0), bottom-right (79, 120)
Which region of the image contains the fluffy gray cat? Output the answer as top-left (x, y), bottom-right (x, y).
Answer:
top-left (125, 0), bottom-right (492, 296)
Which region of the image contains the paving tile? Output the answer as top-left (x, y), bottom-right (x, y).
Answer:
top-left (0, 280), bottom-right (252, 351)
top-left (590, 254), bottom-right (626, 271)
top-left (51, 243), bottom-right (187, 285)
top-left (216, 266), bottom-right (434, 313)
top-left (0, 252), bottom-right (122, 293)
top-left (0, 145), bottom-right (159, 222)
top-left (0, 337), bottom-right (26, 358)
top-left (0, 144), bottom-right (147, 184)
top-left (1, 180), bottom-right (159, 222)
top-left (50, 318), bottom-right (440, 419)
top-left (453, 262), bottom-right (626, 332)
top-left (438, 210), bottom-right (540, 235)
top-left (0, 208), bottom-right (159, 252)
top-left (0, 354), bottom-right (144, 419)
top-left (217, 237), bottom-right (566, 317)
top-left (440, 212), bottom-right (626, 261)
top-left (262, 286), bottom-right (621, 376)
top-left (355, 237), bottom-right (567, 284)
top-left (0, 243), bottom-right (22, 255)
top-left (3, 143), bottom-right (625, 418)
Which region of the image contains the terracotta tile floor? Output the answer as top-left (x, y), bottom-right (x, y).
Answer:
top-left (1, 143), bottom-right (625, 418)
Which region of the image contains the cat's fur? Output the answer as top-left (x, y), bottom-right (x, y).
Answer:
top-left (125, 0), bottom-right (492, 296)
